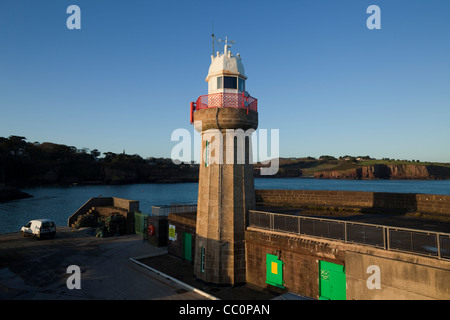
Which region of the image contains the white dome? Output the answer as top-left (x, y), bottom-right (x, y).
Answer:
top-left (206, 45), bottom-right (246, 82)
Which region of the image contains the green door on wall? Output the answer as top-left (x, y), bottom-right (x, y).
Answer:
top-left (183, 232), bottom-right (192, 262)
top-left (265, 254), bottom-right (285, 289)
top-left (319, 261), bottom-right (346, 300)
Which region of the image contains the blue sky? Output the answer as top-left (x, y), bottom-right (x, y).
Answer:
top-left (0, 0), bottom-right (449, 162)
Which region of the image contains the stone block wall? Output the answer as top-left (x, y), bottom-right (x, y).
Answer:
top-left (346, 250), bottom-right (450, 300)
top-left (255, 189), bottom-right (450, 215)
top-left (113, 198), bottom-right (139, 214)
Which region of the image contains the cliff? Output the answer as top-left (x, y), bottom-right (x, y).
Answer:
top-left (314, 164), bottom-right (450, 180)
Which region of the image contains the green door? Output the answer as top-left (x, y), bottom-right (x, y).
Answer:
top-left (319, 261), bottom-right (346, 300)
top-left (265, 254), bottom-right (285, 289)
top-left (134, 211), bottom-right (146, 235)
top-left (183, 232), bottom-right (192, 262)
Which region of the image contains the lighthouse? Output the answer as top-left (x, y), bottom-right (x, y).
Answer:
top-left (190, 38), bottom-right (258, 285)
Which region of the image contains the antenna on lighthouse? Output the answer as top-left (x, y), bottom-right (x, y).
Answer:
top-left (211, 21), bottom-right (215, 56)
top-left (218, 36), bottom-right (235, 52)
top-left (211, 35), bottom-right (223, 56)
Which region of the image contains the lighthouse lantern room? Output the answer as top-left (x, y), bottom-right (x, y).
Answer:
top-left (206, 38), bottom-right (247, 95)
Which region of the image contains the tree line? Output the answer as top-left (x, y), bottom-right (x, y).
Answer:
top-left (0, 136), bottom-right (198, 186)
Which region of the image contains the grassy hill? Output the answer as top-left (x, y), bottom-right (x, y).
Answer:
top-left (255, 158), bottom-right (450, 179)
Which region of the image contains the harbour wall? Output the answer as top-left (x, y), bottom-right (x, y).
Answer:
top-left (245, 228), bottom-right (450, 300)
top-left (255, 189), bottom-right (450, 215)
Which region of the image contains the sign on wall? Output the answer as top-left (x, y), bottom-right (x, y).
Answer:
top-left (168, 224), bottom-right (176, 241)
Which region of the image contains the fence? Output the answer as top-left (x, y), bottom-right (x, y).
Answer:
top-left (151, 203), bottom-right (197, 217)
top-left (248, 210), bottom-right (450, 260)
top-left (195, 92), bottom-right (257, 112)
top-left (151, 205), bottom-right (170, 217)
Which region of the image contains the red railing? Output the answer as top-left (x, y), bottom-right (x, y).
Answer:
top-left (194, 92), bottom-right (258, 112)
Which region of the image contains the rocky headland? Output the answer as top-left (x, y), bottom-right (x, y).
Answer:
top-left (314, 164), bottom-right (450, 180)
top-left (0, 184), bottom-right (32, 203)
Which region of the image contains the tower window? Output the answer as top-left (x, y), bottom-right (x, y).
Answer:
top-left (238, 78), bottom-right (245, 92)
top-left (217, 76), bottom-right (223, 89)
top-left (223, 76), bottom-right (237, 89)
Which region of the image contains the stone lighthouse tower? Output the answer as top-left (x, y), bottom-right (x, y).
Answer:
top-left (190, 38), bottom-right (258, 285)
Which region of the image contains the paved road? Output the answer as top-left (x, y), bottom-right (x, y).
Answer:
top-left (0, 227), bottom-right (207, 300)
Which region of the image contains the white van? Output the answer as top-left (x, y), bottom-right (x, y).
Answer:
top-left (21, 219), bottom-right (56, 239)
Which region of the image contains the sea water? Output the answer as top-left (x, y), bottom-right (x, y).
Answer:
top-left (0, 178), bottom-right (449, 234)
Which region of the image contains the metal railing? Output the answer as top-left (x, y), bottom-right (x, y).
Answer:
top-left (248, 210), bottom-right (450, 260)
top-left (195, 92), bottom-right (257, 112)
top-left (168, 203), bottom-right (197, 214)
top-left (151, 203), bottom-right (197, 217)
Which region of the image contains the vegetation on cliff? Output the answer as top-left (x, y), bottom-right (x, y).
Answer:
top-left (0, 136), bottom-right (198, 188)
top-left (1, 136), bottom-right (449, 194)
top-left (255, 156), bottom-right (450, 180)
